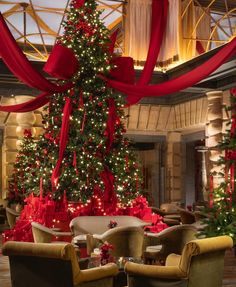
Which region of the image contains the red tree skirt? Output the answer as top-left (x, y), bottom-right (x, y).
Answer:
top-left (3, 194), bottom-right (167, 243)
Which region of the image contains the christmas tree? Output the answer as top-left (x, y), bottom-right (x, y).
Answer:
top-left (19, 0), bottom-right (143, 215)
top-left (7, 129), bottom-right (37, 206)
top-left (199, 90), bottom-right (236, 243)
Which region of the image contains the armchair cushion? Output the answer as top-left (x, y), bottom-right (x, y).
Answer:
top-left (125, 262), bottom-right (186, 279)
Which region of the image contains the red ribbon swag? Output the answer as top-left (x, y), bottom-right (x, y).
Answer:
top-left (0, 0), bottom-right (236, 203)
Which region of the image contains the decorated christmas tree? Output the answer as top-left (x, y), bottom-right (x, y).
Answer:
top-left (15, 0), bottom-right (144, 215)
top-left (7, 129), bottom-right (37, 206)
top-left (200, 90), bottom-right (236, 243)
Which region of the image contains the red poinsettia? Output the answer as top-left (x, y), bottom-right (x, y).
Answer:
top-left (23, 129), bottom-right (32, 138)
top-left (108, 220), bottom-right (118, 229)
top-left (100, 242), bottom-right (114, 265)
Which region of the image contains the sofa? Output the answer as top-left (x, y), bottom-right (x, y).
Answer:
top-left (69, 215), bottom-right (150, 245)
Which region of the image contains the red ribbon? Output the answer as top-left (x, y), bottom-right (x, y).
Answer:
top-left (51, 97), bottom-right (72, 189)
top-left (100, 167), bottom-right (117, 212)
top-left (43, 43), bottom-right (79, 80)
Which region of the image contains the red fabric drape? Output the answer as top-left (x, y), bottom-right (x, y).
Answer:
top-left (196, 41), bottom-right (205, 55)
top-left (0, 92), bottom-right (51, 113)
top-left (105, 37), bottom-right (236, 105)
top-left (43, 43), bottom-right (78, 80)
top-left (138, 0), bottom-right (169, 85)
top-left (110, 57), bottom-right (135, 84)
top-left (100, 167), bottom-right (117, 212)
top-left (0, 13), bottom-right (74, 113)
top-left (51, 97), bottom-right (72, 189)
top-left (108, 29), bottom-right (119, 54)
top-left (0, 13), bottom-right (67, 92)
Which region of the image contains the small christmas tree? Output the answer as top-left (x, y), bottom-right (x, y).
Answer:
top-left (7, 129), bottom-right (37, 206)
top-left (21, 0), bottom-right (144, 214)
top-left (200, 91), bottom-right (236, 243)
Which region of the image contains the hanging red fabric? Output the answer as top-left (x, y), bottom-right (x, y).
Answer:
top-left (100, 167), bottom-right (117, 213)
top-left (51, 97), bottom-right (72, 189)
top-left (196, 41), bottom-right (205, 55)
top-left (0, 13), bottom-right (69, 92)
top-left (105, 37), bottom-right (236, 105)
top-left (0, 13), bottom-right (74, 113)
top-left (108, 29), bottom-right (119, 54)
top-left (137, 0), bottom-right (169, 85)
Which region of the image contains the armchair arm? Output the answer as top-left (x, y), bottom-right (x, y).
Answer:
top-left (86, 234), bottom-right (102, 255)
top-left (77, 263), bottom-right (119, 283)
top-left (53, 231), bottom-right (72, 237)
top-left (125, 262), bottom-right (186, 279)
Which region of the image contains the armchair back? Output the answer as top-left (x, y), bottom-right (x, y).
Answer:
top-left (2, 241), bottom-right (118, 287)
top-left (70, 215), bottom-right (149, 236)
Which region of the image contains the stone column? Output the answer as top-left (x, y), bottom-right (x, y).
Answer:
top-left (195, 146), bottom-right (208, 201)
top-left (166, 132), bottom-right (182, 202)
top-left (205, 91), bottom-right (223, 188)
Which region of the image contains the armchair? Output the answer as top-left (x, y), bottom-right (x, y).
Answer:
top-left (2, 241), bottom-right (119, 287)
top-left (125, 235), bottom-right (233, 287)
top-left (87, 226), bottom-right (144, 258)
top-left (144, 224), bottom-right (197, 264)
top-left (6, 207), bottom-right (21, 228)
top-left (31, 221), bottom-right (72, 243)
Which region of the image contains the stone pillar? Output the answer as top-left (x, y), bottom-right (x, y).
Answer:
top-left (205, 91), bottom-right (223, 188)
top-left (195, 146), bottom-right (208, 201)
top-left (166, 132), bottom-right (182, 202)
top-left (2, 96), bottom-right (37, 199)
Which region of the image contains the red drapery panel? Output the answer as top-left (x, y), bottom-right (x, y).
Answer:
top-left (108, 29), bottom-right (119, 54)
top-left (138, 0), bottom-right (169, 85)
top-left (51, 97), bottom-right (72, 189)
top-left (196, 41), bottom-right (205, 55)
top-left (106, 37), bottom-right (236, 105)
top-left (0, 13), bottom-right (66, 92)
top-left (43, 43), bottom-right (78, 80)
top-left (110, 57), bottom-right (135, 84)
top-left (0, 92), bottom-right (51, 113)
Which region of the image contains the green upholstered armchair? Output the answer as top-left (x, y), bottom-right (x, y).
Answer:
top-left (144, 224), bottom-right (197, 264)
top-left (125, 235), bottom-right (233, 287)
top-left (87, 226), bottom-right (144, 258)
top-left (2, 241), bottom-right (118, 287)
top-left (6, 207), bottom-right (21, 228)
top-left (31, 221), bottom-right (72, 243)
